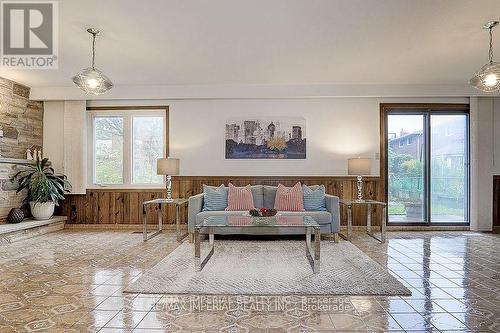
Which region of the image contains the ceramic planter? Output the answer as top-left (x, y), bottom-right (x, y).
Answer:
top-left (29, 201), bottom-right (55, 220)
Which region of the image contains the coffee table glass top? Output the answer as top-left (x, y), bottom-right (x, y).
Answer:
top-left (198, 215), bottom-right (319, 228)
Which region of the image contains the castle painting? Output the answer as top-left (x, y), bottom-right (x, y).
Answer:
top-left (225, 118), bottom-right (306, 159)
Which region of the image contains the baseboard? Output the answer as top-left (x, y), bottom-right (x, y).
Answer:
top-left (64, 224), bottom-right (186, 231)
top-left (341, 225), bottom-right (470, 232)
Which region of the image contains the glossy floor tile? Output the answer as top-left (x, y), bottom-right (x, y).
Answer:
top-left (0, 230), bottom-right (499, 332)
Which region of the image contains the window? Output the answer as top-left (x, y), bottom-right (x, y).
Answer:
top-left (383, 104), bottom-right (469, 225)
top-left (132, 116), bottom-right (164, 184)
top-left (88, 107), bottom-right (168, 187)
top-left (94, 116), bottom-right (124, 184)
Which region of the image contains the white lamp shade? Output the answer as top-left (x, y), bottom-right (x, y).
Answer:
top-left (157, 158), bottom-right (180, 175)
top-left (348, 158), bottom-right (371, 175)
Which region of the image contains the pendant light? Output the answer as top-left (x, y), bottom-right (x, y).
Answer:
top-left (72, 28), bottom-right (113, 95)
top-left (469, 21), bottom-right (500, 92)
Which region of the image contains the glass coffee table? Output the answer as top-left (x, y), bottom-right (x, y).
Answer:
top-left (194, 215), bottom-right (321, 273)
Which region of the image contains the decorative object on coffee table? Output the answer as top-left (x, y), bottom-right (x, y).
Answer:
top-left (7, 208), bottom-right (24, 223)
top-left (249, 208), bottom-right (277, 217)
top-left (340, 199), bottom-right (387, 243)
top-left (348, 157), bottom-right (371, 201)
top-left (157, 158), bottom-right (180, 202)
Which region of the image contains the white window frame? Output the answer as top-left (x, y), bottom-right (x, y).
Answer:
top-left (87, 108), bottom-right (168, 189)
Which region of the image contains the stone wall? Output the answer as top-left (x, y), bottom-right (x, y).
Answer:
top-left (0, 77), bottom-right (43, 222)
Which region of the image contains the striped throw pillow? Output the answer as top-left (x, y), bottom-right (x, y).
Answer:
top-left (302, 184), bottom-right (327, 211)
top-left (274, 182), bottom-right (305, 211)
top-left (202, 184), bottom-right (228, 211)
top-left (225, 184), bottom-right (256, 211)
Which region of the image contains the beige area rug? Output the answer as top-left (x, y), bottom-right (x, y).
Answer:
top-left (125, 240), bottom-right (411, 296)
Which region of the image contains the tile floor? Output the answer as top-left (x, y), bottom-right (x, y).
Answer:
top-left (0, 230), bottom-right (499, 332)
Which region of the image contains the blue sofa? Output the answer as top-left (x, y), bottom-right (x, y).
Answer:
top-left (188, 185), bottom-right (340, 240)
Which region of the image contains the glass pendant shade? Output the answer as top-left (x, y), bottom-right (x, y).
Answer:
top-left (469, 62), bottom-right (500, 92)
top-left (470, 21), bottom-right (500, 92)
top-left (72, 28), bottom-right (113, 95)
top-left (72, 67), bottom-right (113, 95)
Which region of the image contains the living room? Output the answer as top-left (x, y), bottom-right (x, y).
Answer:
top-left (1, 1), bottom-right (500, 332)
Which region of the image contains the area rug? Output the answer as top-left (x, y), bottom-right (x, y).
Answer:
top-left (125, 240), bottom-right (411, 296)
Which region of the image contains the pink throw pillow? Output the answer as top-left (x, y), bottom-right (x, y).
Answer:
top-left (225, 184), bottom-right (255, 211)
top-left (274, 182), bottom-right (305, 211)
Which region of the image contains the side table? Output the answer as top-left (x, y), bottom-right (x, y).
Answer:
top-left (142, 198), bottom-right (188, 242)
top-left (339, 199), bottom-right (387, 243)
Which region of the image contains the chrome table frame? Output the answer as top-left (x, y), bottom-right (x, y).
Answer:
top-left (340, 199), bottom-right (387, 243)
top-left (142, 198), bottom-right (188, 242)
top-left (194, 222), bottom-right (321, 274)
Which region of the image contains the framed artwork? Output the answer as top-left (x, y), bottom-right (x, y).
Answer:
top-left (225, 118), bottom-right (306, 159)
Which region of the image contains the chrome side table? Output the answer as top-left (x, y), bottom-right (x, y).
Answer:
top-left (142, 198), bottom-right (188, 242)
top-left (340, 199), bottom-right (387, 243)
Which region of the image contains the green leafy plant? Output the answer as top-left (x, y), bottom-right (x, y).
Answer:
top-left (13, 158), bottom-right (71, 206)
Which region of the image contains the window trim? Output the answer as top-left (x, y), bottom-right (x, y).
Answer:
top-left (87, 105), bottom-right (169, 189)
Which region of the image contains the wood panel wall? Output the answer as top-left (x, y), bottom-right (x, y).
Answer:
top-left (494, 176), bottom-right (500, 228)
top-left (59, 176), bottom-right (384, 227)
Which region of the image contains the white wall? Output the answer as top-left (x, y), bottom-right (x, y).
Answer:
top-left (43, 100), bottom-right (87, 194)
top-left (43, 101), bottom-right (65, 172)
top-left (470, 97), bottom-right (494, 231)
top-left (87, 97), bottom-right (467, 176)
top-left (170, 98), bottom-right (379, 176)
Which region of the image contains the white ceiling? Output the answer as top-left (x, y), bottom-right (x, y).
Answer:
top-left (1, 0), bottom-right (500, 93)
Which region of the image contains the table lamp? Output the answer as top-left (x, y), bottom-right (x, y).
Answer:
top-left (157, 158), bottom-right (180, 202)
top-left (348, 157), bottom-right (371, 201)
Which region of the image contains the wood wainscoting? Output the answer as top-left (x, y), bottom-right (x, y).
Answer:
top-left (494, 176), bottom-right (500, 231)
top-left (59, 176), bottom-right (384, 227)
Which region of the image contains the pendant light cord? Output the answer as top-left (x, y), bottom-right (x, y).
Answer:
top-left (489, 27), bottom-right (494, 64)
top-left (91, 32), bottom-right (96, 69)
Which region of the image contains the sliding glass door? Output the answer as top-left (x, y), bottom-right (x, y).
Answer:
top-left (430, 115), bottom-right (468, 223)
top-left (386, 107), bottom-right (469, 225)
top-left (387, 114), bottom-right (426, 223)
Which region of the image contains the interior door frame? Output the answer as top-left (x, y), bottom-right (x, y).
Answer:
top-left (380, 103), bottom-right (470, 226)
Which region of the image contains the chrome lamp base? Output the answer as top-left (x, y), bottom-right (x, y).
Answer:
top-left (165, 175), bottom-right (174, 202)
top-left (356, 175), bottom-right (363, 201)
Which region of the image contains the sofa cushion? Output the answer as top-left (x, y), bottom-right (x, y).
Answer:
top-left (250, 185), bottom-right (264, 208)
top-left (202, 184), bottom-right (228, 211)
top-left (263, 185), bottom-right (277, 208)
top-left (274, 183), bottom-right (305, 211)
top-left (303, 184), bottom-right (327, 211)
top-left (226, 184), bottom-right (255, 211)
top-left (262, 185), bottom-right (320, 208)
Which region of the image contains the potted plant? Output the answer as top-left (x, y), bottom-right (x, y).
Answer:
top-left (404, 200), bottom-right (423, 219)
top-left (13, 158), bottom-right (71, 220)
